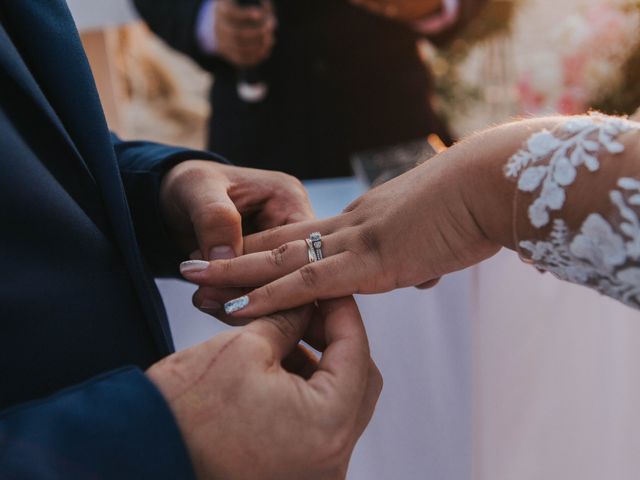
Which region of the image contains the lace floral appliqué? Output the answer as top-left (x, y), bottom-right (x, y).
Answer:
top-left (507, 114), bottom-right (640, 309)
top-left (505, 113), bottom-right (636, 228)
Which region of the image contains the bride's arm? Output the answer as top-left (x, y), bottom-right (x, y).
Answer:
top-left (179, 114), bottom-right (640, 317)
top-left (470, 114), bottom-right (640, 308)
top-left (462, 115), bottom-right (640, 247)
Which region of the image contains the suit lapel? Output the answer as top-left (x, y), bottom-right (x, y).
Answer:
top-left (0, 0), bottom-right (113, 181)
top-left (0, 24), bottom-right (97, 186)
top-left (0, 0), bottom-right (173, 356)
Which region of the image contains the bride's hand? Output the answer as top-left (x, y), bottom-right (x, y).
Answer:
top-left (349, 0), bottom-right (443, 22)
top-left (179, 143), bottom-right (505, 320)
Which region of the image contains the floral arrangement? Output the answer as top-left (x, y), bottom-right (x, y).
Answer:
top-left (516, 0), bottom-right (640, 115)
top-left (426, 0), bottom-right (640, 137)
top-left (421, 0), bottom-right (518, 118)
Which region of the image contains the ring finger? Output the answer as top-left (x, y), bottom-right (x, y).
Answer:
top-left (180, 233), bottom-right (344, 288)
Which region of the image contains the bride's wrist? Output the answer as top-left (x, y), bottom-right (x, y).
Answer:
top-left (456, 119), bottom-right (562, 250)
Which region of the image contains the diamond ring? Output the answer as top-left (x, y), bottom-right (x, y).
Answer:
top-left (309, 232), bottom-right (323, 261)
top-left (305, 239), bottom-right (318, 264)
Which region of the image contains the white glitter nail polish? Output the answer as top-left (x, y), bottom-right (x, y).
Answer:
top-left (224, 296), bottom-right (249, 315)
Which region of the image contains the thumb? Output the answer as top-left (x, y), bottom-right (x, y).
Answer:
top-left (245, 305), bottom-right (314, 360)
top-left (190, 189), bottom-right (243, 262)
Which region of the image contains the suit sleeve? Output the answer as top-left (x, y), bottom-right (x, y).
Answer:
top-left (112, 135), bottom-right (230, 276)
top-left (132, 0), bottom-right (231, 74)
top-left (0, 367), bottom-right (196, 479)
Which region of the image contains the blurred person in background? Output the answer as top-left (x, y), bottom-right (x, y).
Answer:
top-left (133, 0), bottom-right (486, 179)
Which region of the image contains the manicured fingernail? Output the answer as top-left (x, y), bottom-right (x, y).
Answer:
top-left (199, 300), bottom-right (222, 311)
top-left (180, 260), bottom-right (210, 274)
top-left (210, 246), bottom-right (235, 260)
top-left (224, 296), bottom-right (249, 315)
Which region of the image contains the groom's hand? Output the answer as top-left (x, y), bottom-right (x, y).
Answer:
top-left (147, 297), bottom-right (382, 480)
top-left (160, 160), bottom-right (314, 261)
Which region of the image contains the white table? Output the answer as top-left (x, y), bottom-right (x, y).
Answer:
top-left (158, 177), bottom-right (473, 480)
top-left (472, 250), bottom-right (640, 480)
top-left (67, 0), bottom-right (137, 31)
top-left (160, 176), bottom-right (640, 480)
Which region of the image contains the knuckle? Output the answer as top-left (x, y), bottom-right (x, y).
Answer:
top-left (259, 281), bottom-right (276, 302)
top-left (294, 184), bottom-right (309, 203)
top-left (342, 197), bottom-right (362, 214)
top-left (298, 265), bottom-right (319, 290)
top-left (257, 224), bottom-right (285, 247)
top-left (268, 243), bottom-right (289, 267)
top-left (198, 202), bottom-right (241, 227)
top-left (276, 171), bottom-right (301, 187)
top-left (264, 312), bottom-right (299, 340)
top-left (354, 225), bottom-right (381, 256)
top-left (217, 258), bottom-right (234, 276)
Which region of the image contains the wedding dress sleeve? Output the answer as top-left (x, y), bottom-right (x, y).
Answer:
top-left (504, 113), bottom-right (640, 309)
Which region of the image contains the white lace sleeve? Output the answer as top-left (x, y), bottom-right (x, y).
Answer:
top-left (505, 113), bottom-right (640, 309)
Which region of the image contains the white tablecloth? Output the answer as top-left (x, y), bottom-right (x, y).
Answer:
top-left (473, 251), bottom-right (640, 480)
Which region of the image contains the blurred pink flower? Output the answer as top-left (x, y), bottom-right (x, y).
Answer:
top-left (557, 88), bottom-right (587, 115)
top-left (517, 78), bottom-right (545, 113)
top-left (562, 53), bottom-right (587, 87)
top-left (585, 3), bottom-right (631, 55)
top-left (514, 1), bottom-right (637, 116)
top-left (586, 3), bottom-right (626, 33)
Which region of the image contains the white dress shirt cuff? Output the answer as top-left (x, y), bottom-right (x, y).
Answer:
top-left (196, 0), bottom-right (218, 54)
top-left (413, 0), bottom-right (460, 35)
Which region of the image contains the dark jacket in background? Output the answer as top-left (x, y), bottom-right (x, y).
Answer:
top-left (134, 0), bottom-right (483, 179)
top-left (0, 0), bottom-right (224, 476)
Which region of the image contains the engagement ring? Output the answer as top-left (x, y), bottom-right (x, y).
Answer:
top-left (309, 232), bottom-right (324, 261)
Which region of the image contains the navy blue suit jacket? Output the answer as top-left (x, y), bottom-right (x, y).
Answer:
top-left (0, 1), bottom-right (225, 477)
